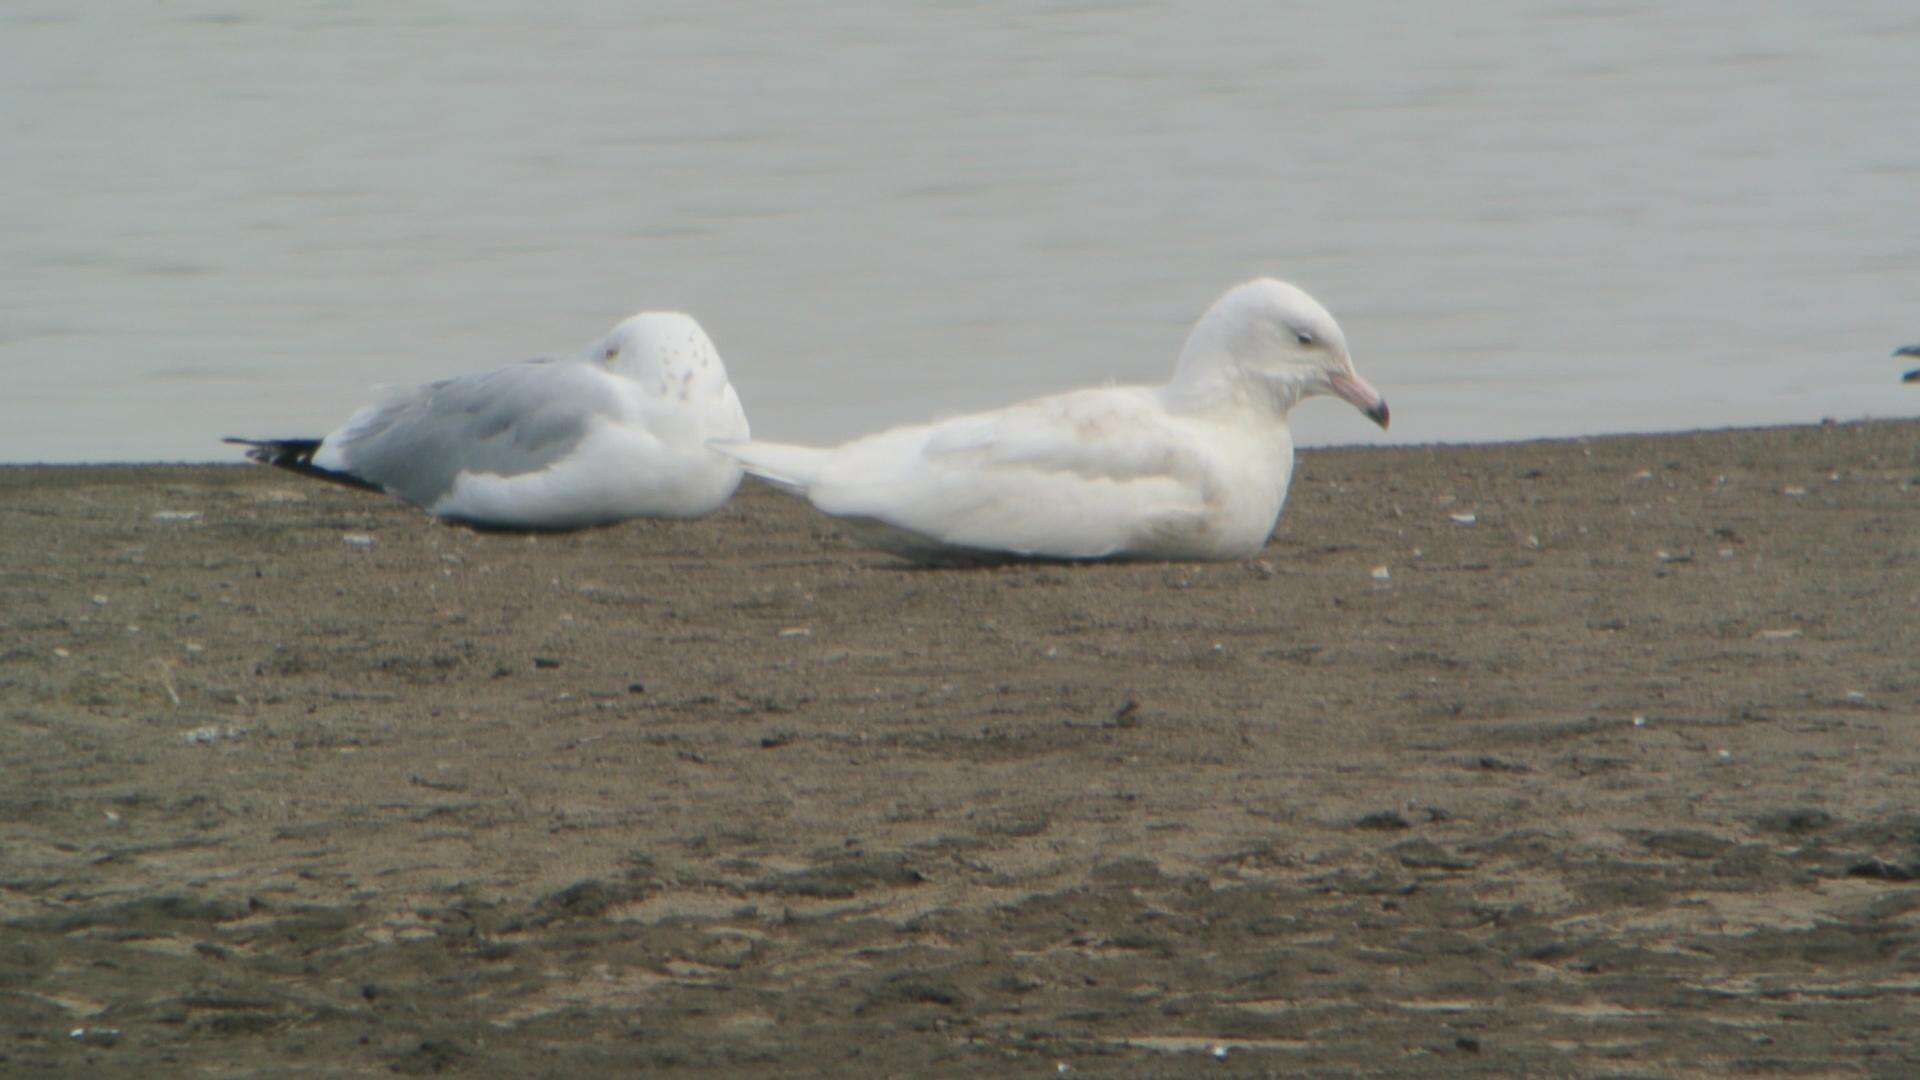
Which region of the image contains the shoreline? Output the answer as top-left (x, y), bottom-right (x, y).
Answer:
top-left (7, 412), bottom-right (1917, 471)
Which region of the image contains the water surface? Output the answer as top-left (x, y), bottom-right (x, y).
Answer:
top-left (4, 1), bottom-right (1917, 462)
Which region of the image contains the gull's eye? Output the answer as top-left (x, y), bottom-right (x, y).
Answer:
top-left (602, 344), bottom-right (619, 362)
top-left (1294, 330), bottom-right (1315, 347)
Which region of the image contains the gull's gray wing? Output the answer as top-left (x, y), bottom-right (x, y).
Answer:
top-left (321, 358), bottom-right (628, 508)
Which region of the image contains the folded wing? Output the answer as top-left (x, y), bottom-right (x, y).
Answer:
top-left (316, 359), bottom-right (636, 509)
top-left (745, 387), bottom-right (1222, 560)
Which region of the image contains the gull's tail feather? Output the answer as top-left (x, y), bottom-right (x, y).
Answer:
top-left (223, 437), bottom-right (382, 492)
top-left (709, 439), bottom-right (831, 495)
top-left (1897, 344), bottom-right (1920, 382)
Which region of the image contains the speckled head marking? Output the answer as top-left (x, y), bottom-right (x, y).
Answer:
top-left (592, 312), bottom-right (731, 401)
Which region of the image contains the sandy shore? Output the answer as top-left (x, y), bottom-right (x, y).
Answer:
top-left (2, 419), bottom-right (1916, 1076)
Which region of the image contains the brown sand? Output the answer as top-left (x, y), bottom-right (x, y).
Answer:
top-left (2, 419), bottom-right (1916, 1076)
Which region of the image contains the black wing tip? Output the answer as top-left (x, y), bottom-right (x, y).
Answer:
top-left (225, 436), bottom-right (323, 467)
top-left (225, 437), bottom-right (382, 492)
top-left (223, 436), bottom-right (274, 466)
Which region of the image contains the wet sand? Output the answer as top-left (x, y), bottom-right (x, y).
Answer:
top-left (2, 419), bottom-right (1916, 1076)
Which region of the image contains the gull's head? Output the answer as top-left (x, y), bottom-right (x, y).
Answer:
top-left (591, 311), bottom-right (732, 398)
top-left (1175, 278), bottom-right (1389, 429)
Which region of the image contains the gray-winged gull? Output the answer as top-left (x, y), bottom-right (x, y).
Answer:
top-left (229, 311), bottom-right (750, 529)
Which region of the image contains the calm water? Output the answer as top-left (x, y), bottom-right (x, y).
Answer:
top-left (4, 1), bottom-right (1918, 463)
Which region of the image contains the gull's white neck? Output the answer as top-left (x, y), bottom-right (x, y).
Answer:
top-left (1160, 343), bottom-right (1307, 419)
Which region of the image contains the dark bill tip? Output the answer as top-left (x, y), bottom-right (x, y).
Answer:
top-left (1366, 400), bottom-right (1390, 429)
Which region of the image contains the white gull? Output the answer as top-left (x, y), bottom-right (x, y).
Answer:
top-left (228, 311), bottom-right (749, 529)
top-left (714, 278), bottom-right (1388, 563)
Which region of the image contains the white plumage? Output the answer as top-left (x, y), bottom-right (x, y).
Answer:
top-left (230, 311), bottom-right (750, 530)
top-left (715, 278), bottom-right (1389, 563)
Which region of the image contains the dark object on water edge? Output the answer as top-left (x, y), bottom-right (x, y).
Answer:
top-left (1897, 344), bottom-right (1920, 382)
